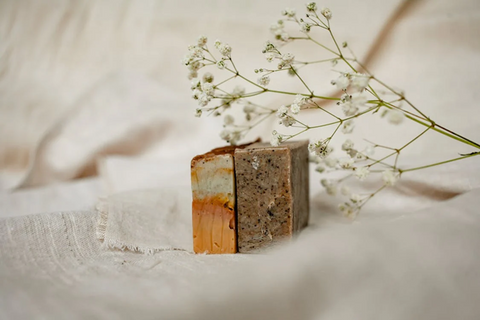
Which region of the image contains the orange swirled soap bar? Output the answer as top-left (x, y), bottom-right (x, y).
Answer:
top-left (190, 143), bottom-right (253, 254)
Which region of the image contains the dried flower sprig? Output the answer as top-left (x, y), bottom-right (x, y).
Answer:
top-left (183, 2), bottom-right (480, 218)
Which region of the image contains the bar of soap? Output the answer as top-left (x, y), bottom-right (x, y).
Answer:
top-left (191, 142), bottom-right (255, 254)
top-left (234, 140), bottom-right (309, 253)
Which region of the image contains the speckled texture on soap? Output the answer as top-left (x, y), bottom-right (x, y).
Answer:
top-left (234, 140), bottom-right (309, 253)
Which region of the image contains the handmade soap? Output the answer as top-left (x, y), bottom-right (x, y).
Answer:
top-left (234, 140), bottom-right (309, 253)
top-left (191, 142), bottom-right (256, 254)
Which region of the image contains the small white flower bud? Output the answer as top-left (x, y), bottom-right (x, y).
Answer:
top-left (321, 7), bottom-right (332, 20)
top-left (223, 114), bottom-right (234, 125)
top-left (257, 74), bottom-right (270, 86)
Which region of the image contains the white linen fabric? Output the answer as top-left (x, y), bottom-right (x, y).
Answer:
top-left (96, 187), bottom-right (193, 253)
top-left (1, 0), bottom-right (480, 319)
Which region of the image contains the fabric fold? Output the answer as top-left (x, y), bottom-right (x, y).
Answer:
top-left (95, 187), bottom-right (193, 254)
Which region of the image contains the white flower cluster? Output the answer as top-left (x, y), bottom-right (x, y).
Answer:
top-left (338, 202), bottom-right (358, 219)
top-left (308, 139), bottom-right (332, 158)
top-left (339, 92), bottom-right (368, 116)
top-left (290, 94), bottom-right (306, 114)
top-left (270, 20), bottom-right (289, 42)
top-left (321, 179), bottom-right (337, 196)
top-left (219, 129), bottom-right (242, 145)
top-left (190, 77), bottom-right (215, 107)
top-left (183, 36), bottom-right (208, 80)
top-left (276, 105), bottom-right (296, 127)
top-left (382, 169), bottom-right (398, 186)
top-left (257, 74), bottom-right (270, 87)
top-left (220, 113), bottom-right (242, 144)
top-left (387, 109), bottom-right (405, 125)
top-left (263, 46), bottom-right (296, 70)
top-left (214, 40), bottom-right (232, 58)
top-left (332, 72), bottom-right (370, 92)
top-left (320, 7), bottom-right (332, 20)
top-left (281, 8), bottom-right (296, 18)
top-left (182, 3), bottom-right (431, 219)
top-left (270, 130), bottom-right (284, 147)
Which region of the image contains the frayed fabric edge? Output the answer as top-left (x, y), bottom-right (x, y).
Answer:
top-left (94, 196), bottom-right (190, 255)
top-left (101, 238), bottom-right (188, 255)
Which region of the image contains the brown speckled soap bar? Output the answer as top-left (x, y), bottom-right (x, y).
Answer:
top-left (234, 140), bottom-right (309, 253)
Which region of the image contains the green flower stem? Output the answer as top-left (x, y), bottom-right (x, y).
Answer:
top-left (404, 114), bottom-right (480, 149)
top-left (289, 66), bottom-right (313, 94)
top-left (312, 100), bottom-right (342, 120)
top-left (401, 152), bottom-right (480, 173)
top-left (305, 35), bottom-right (338, 55)
top-left (285, 127), bottom-right (310, 140)
top-left (214, 75), bottom-right (237, 87)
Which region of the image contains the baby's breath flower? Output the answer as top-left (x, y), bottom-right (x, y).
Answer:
top-left (321, 179), bottom-right (337, 196)
top-left (301, 22), bottom-right (311, 33)
top-left (315, 165), bottom-right (326, 173)
top-left (332, 74), bottom-right (350, 90)
top-left (265, 52), bottom-right (276, 62)
top-left (341, 100), bottom-right (358, 116)
top-left (387, 109), bottom-right (405, 125)
top-left (290, 103), bottom-right (301, 114)
top-left (198, 92), bottom-right (211, 107)
top-left (197, 35), bottom-right (208, 47)
top-left (190, 78), bottom-right (201, 90)
top-left (263, 41), bottom-right (276, 53)
top-left (216, 60), bottom-right (226, 69)
top-left (351, 92), bottom-right (368, 107)
top-left (347, 149), bottom-right (358, 158)
top-left (243, 103), bottom-right (256, 114)
top-left (341, 185), bottom-right (351, 196)
top-left (257, 74), bottom-right (271, 86)
top-left (202, 72), bottom-right (214, 83)
top-left (350, 193), bottom-right (362, 204)
top-left (270, 131), bottom-right (284, 147)
top-left (342, 139), bottom-right (354, 151)
top-left (365, 145), bottom-right (375, 156)
top-left (270, 21), bottom-right (290, 42)
top-left (354, 166), bottom-right (370, 180)
top-left (339, 92), bottom-right (368, 116)
top-left (341, 120), bottom-right (355, 134)
top-left (232, 85), bottom-right (245, 96)
top-left (192, 89), bottom-right (202, 100)
top-left (220, 129), bottom-right (230, 141)
top-left (278, 53), bottom-right (295, 69)
top-left (223, 114), bottom-right (234, 125)
top-left (306, 2), bottom-right (317, 12)
top-left (339, 157), bottom-right (354, 169)
top-left (218, 43), bottom-right (232, 57)
top-left (321, 7), bottom-right (332, 20)
top-left (220, 129), bottom-right (241, 145)
top-left (280, 116), bottom-right (296, 127)
top-left (230, 131), bottom-right (242, 145)
top-left (351, 73), bottom-right (370, 91)
top-left (309, 139), bottom-right (331, 158)
top-left (194, 109), bottom-right (202, 117)
top-left (282, 53), bottom-right (295, 64)
top-left (324, 156), bottom-right (338, 168)
top-left (282, 8), bottom-right (296, 17)
top-left (201, 82), bottom-right (215, 96)
top-left (276, 105), bottom-right (289, 118)
top-left (293, 94), bottom-right (307, 106)
top-left (355, 152), bottom-right (366, 160)
top-left (382, 170), bottom-right (398, 186)
top-left (339, 202), bottom-right (358, 219)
